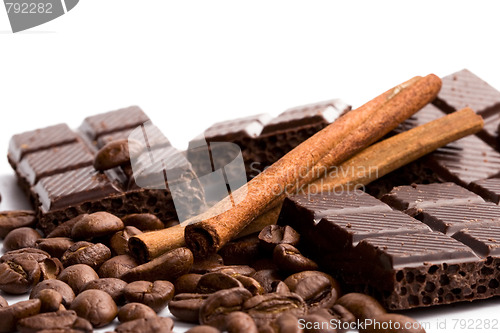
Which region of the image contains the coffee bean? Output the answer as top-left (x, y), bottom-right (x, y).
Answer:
top-left (114, 317), bottom-right (174, 333)
top-left (292, 274), bottom-right (338, 310)
top-left (330, 304), bottom-right (355, 325)
top-left (251, 269), bottom-right (283, 293)
top-left (273, 244), bottom-right (318, 273)
top-left (233, 275), bottom-right (265, 296)
top-left (39, 257), bottom-right (64, 280)
top-left (199, 287), bottom-right (253, 330)
top-left (219, 235), bottom-right (262, 265)
top-left (4, 227), bottom-right (42, 251)
top-left (36, 289), bottom-right (63, 312)
top-left (190, 254), bottom-right (224, 274)
top-left (335, 293), bottom-right (386, 321)
top-left (30, 279), bottom-right (75, 307)
top-left (110, 226), bottom-right (142, 255)
top-left (175, 273), bottom-right (202, 294)
top-left (17, 310), bottom-right (93, 333)
top-left (47, 215), bottom-right (88, 238)
top-left (36, 238), bottom-right (74, 259)
top-left (270, 281), bottom-right (290, 294)
top-left (121, 247), bottom-right (193, 282)
top-left (0, 299), bottom-right (41, 333)
top-left (94, 139), bottom-right (143, 171)
top-left (186, 325), bottom-right (220, 333)
top-left (169, 293), bottom-right (210, 323)
top-left (81, 278), bottom-right (128, 304)
top-left (71, 212), bottom-right (124, 240)
top-left (0, 210), bottom-right (36, 238)
top-left (359, 313), bottom-right (425, 333)
top-left (123, 280), bottom-right (174, 312)
top-left (225, 311), bottom-right (258, 333)
top-left (284, 271), bottom-right (340, 296)
top-left (258, 323), bottom-right (276, 333)
top-left (61, 241), bottom-right (111, 269)
top-left (58, 264), bottom-right (99, 294)
top-left (118, 303), bottom-right (157, 323)
top-left (195, 272), bottom-right (243, 294)
top-left (275, 313), bottom-right (302, 333)
top-left (0, 252), bottom-right (41, 294)
top-left (98, 254), bottom-right (138, 279)
top-left (242, 292), bottom-right (307, 328)
top-left (259, 225), bottom-right (300, 252)
top-left (211, 265), bottom-right (256, 277)
top-left (121, 213), bottom-right (164, 231)
top-left (1, 248), bottom-right (50, 263)
top-left (0, 295), bottom-right (7, 307)
top-left (70, 289), bottom-right (118, 328)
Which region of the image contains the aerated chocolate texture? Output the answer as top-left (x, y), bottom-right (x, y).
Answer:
top-left (187, 99), bottom-right (351, 179)
top-left (278, 184), bottom-right (500, 310)
top-left (8, 106), bottom-right (205, 234)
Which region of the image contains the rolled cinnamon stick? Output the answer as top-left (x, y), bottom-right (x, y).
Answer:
top-left (184, 74), bottom-right (442, 257)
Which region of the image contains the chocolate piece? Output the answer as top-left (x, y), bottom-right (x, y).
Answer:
top-left (79, 105), bottom-right (149, 140)
top-left (453, 224), bottom-right (500, 257)
top-left (8, 123), bottom-right (78, 165)
top-left (381, 182), bottom-right (484, 214)
top-left (468, 177), bottom-right (500, 204)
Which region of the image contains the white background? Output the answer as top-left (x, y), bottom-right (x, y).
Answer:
top-left (1, 1), bottom-right (500, 332)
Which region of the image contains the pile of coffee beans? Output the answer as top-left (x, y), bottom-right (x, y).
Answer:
top-left (0, 211), bottom-right (424, 332)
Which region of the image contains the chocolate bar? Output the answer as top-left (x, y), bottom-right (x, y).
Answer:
top-left (468, 177), bottom-right (500, 204)
top-left (277, 184), bottom-right (500, 310)
top-left (187, 99), bottom-right (350, 179)
top-left (8, 106), bottom-right (205, 234)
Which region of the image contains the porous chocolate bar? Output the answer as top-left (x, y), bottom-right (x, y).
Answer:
top-left (277, 185), bottom-right (500, 310)
top-left (187, 99), bottom-right (350, 179)
top-left (8, 106), bottom-right (205, 234)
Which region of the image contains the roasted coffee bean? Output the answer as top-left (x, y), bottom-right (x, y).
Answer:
top-left (121, 247), bottom-right (193, 282)
top-left (110, 226), bottom-right (142, 255)
top-left (58, 264), bottom-right (99, 294)
top-left (292, 274), bottom-right (338, 310)
top-left (71, 212), bottom-right (124, 240)
top-left (175, 273), bottom-right (203, 294)
top-left (123, 280), bottom-right (175, 312)
top-left (299, 313), bottom-right (336, 333)
top-left (284, 271), bottom-right (340, 296)
top-left (30, 279), bottom-right (75, 307)
top-left (47, 215), bottom-right (88, 238)
top-left (121, 213), bottom-right (164, 231)
top-left (195, 272), bottom-right (243, 293)
top-left (98, 254), bottom-right (138, 279)
top-left (0, 252), bottom-right (41, 294)
top-left (242, 292), bottom-right (307, 327)
top-left (335, 293), bottom-right (386, 321)
top-left (36, 289), bottom-right (63, 312)
top-left (70, 289), bottom-right (118, 328)
top-left (81, 278), bottom-right (128, 304)
top-left (61, 241), bottom-right (111, 269)
top-left (233, 275), bottom-right (265, 296)
top-left (359, 313), bottom-right (425, 333)
top-left (330, 304), bottom-right (355, 325)
top-left (118, 303), bottom-right (157, 323)
top-left (252, 269), bottom-right (283, 293)
top-left (211, 265), bottom-right (256, 277)
top-left (94, 139), bottom-right (142, 171)
top-left (39, 257), bottom-right (64, 280)
top-left (115, 317), bottom-right (174, 333)
top-left (17, 309), bottom-right (93, 333)
top-left (199, 287), bottom-right (253, 330)
top-left (1, 248), bottom-right (50, 262)
top-left (271, 281), bottom-right (290, 294)
top-left (169, 293), bottom-right (210, 323)
top-left (225, 311), bottom-right (258, 333)
top-left (219, 234), bottom-right (262, 265)
top-left (0, 299), bottom-right (41, 333)
top-left (273, 244), bottom-right (318, 273)
top-left (3, 227), bottom-right (42, 251)
top-left (275, 313), bottom-right (302, 333)
top-left (190, 254), bottom-right (224, 274)
top-left (36, 238), bottom-right (74, 259)
top-left (258, 323), bottom-right (277, 333)
top-left (186, 325), bottom-right (220, 333)
top-left (0, 210), bottom-right (36, 238)
top-left (0, 295), bottom-right (7, 307)
top-left (259, 225), bottom-right (300, 252)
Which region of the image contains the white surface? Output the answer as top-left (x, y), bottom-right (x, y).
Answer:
top-left (0, 1), bottom-right (499, 332)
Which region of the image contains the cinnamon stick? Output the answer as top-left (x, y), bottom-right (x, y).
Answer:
top-left (184, 74), bottom-right (442, 257)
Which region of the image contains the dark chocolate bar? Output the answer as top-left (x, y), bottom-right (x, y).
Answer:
top-left (187, 99), bottom-right (350, 179)
top-left (468, 177), bottom-right (500, 204)
top-left (277, 184), bottom-right (500, 310)
top-left (8, 106), bottom-right (205, 234)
